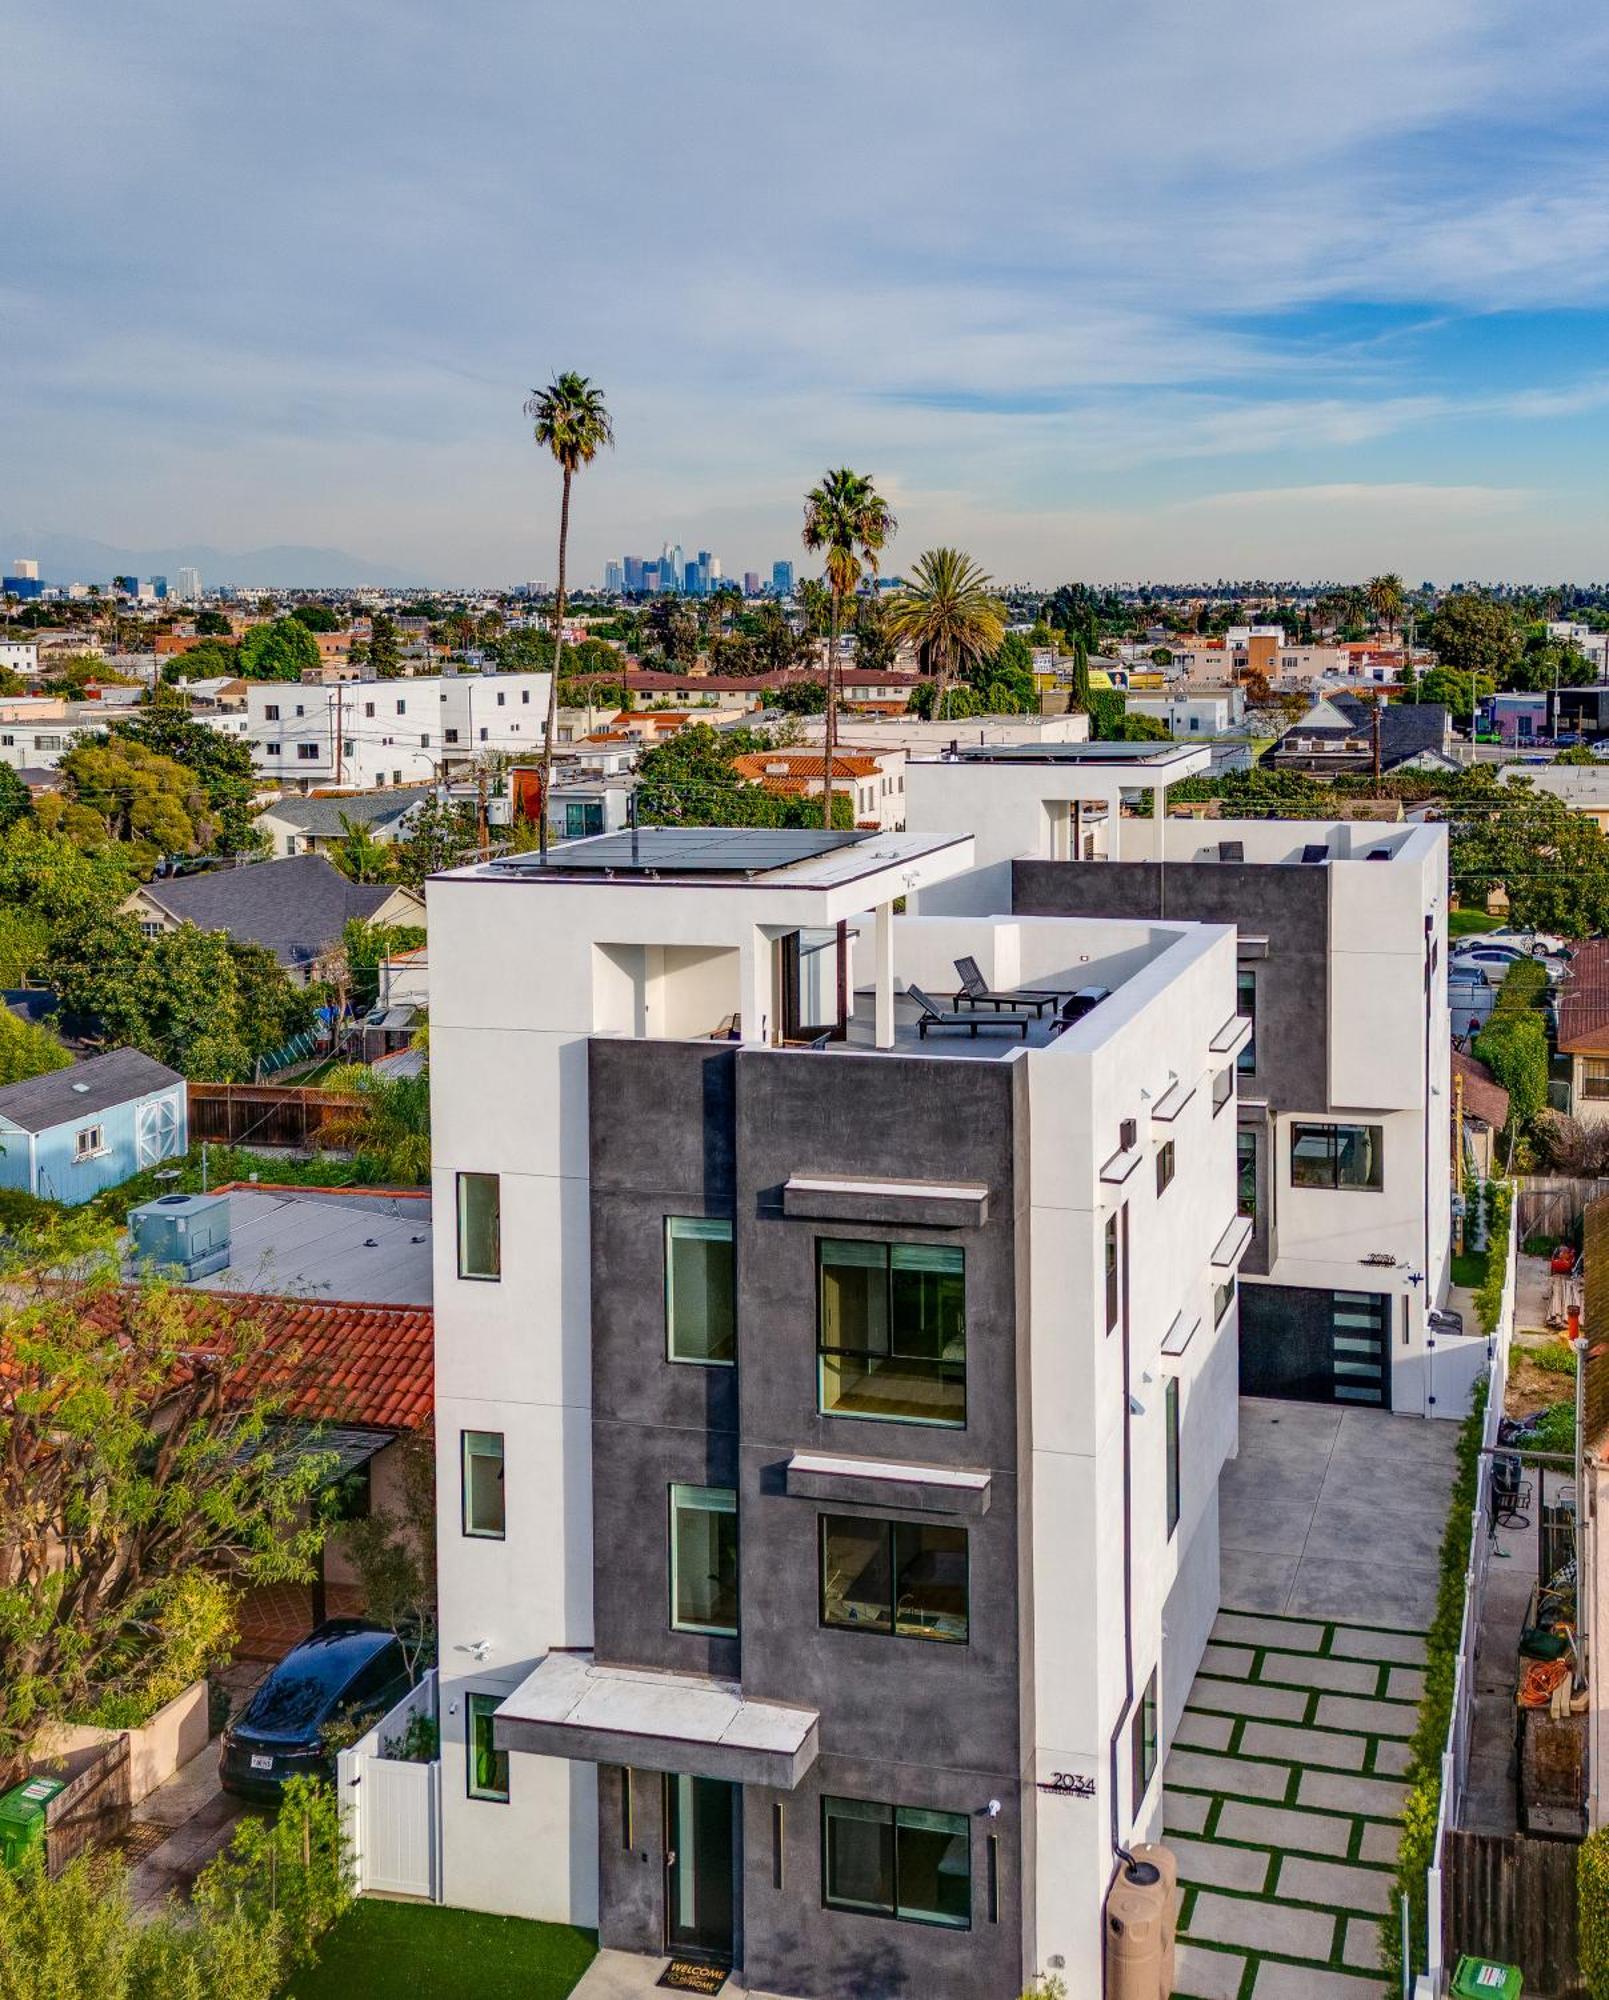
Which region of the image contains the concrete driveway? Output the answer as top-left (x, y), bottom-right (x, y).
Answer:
top-left (1218, 1397), bottom-right (1460, 1630)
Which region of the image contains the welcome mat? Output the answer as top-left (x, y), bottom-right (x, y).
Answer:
top-left (657, 1962), bottom-right (729, 1994)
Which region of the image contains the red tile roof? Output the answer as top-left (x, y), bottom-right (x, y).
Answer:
top-left (1450, 1049), bottom-right (1510, 1131)
top-left (1558, 941), bottom-right (1609, 1054)
top-left (730, 751), bottom-right (884, 782)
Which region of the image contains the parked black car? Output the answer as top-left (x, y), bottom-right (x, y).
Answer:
top-left (219, 1620), bottom-right (412, 1802)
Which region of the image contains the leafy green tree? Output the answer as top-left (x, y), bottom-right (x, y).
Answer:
top-left (237, 616), bottom-right (321, 682)
top-left (341, 917), bottom-right (426, 1010)
top-left (1408, 664), bottom-right (1492, 714)
top-left (645, 596), bottom-right (699, 666)
top-left (1473, 1012), bottom-right (1548, 1160)
top-left (0, 823), bottom-right (134, 985)
top-left (907, 679), bottom-right (984, 720)
top-left (803, 469), bottom-right (897, 822)
top-left (771, 678), bottom-right (828, 714)
top-left (487, 627), bottom-right (556, 672)
top-left (966, 631), bottom-right (1036, 713)
top-left (1429, 592), bottom-right (1521, 684)
top-left (0, 1226), bottom-right (335, 1783)
top-left (161, 637), bottom-right (241, 683)
top-left (1451, 774), bottom-right (1609, 935)
top-left (1508, 636), bottom-right (1596, 693)
top-left (319, 1062), bottom-right (431, 1183)
top-left (0, 763), bottom-right (30, 835)
top-left (368, 610), bottom-right (402, 677)
top-left (289, 603), bottom-right (341, 632)
top-left (636, 724), bottom-right (853, 829)
top-left (340, 1430), bottom-right (437, 1681)
top-left (750, 599), bottom-right (806, 672)
top-left (194, 609), bottom-right (233, 636)
top-left (526, 370), bottom-right (615, 855)
top-left (852, 592), bottom-right (898, 674)
top-left (0, 1010), bottom-right (70, 1087)
top-left (112, 696), bottom-right (264, 855)
top-left (330, 815), bottom-right (392, 885)
top-left (1070, 633), bottom-right (1092, 710)
top-left (389, 798), bottom-right (479, 888)
top-left (195, 1775), bottom-right (351, 1979)
top-left (1085, 691), bottom-right (1169, 741)
top-left (885, 547), bottom-right (1002, 723)
top-left (36, 740), bottom-right (209, 875)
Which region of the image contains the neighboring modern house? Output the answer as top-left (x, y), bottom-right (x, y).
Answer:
top-left (905, 742), bottom-right (1464, 1418)
top-left (123, 854), bottom-right (424, 985)
top-left (1265, 695), bottom-right (1457, 775)
top-left (425, 822), bottom-right (1245, 1994)
top-left (244, 671), bottom-right (551, 792)
top-left (1497, 761), bottom-right (1609, 831)
top-left (1558, 941), bottom-right (1609, 1124)
top-left (253, 787), bottom-right (430, 859)
top-left (1125, 690), bottom-right (1245, 738)
top-left (0, 1047), bottom-right (185, 1202)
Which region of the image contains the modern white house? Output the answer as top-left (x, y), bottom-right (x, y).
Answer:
top-left (425, 823), bottom-right (1247, 1995)
top-left (906, 743), bottom-right (1465, 1418)
top-left (245, 671), bottom-right (551, 792)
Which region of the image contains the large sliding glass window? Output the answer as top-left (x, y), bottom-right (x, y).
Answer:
top-left (1291, 1122), bottom-right (1383, 1192)
top-left (665, 1217), bottom-right (735, 1365)
top-left (467, 1692), bottom-right (509, 1801)
top-left (820, 1515), bottom-right (968, 1643)
top-left (669, 1484), bottom-right (738, 1636)
top-left (822, 1796), bottom-right (971, 1930)
top-left (457, 1172), bottom-right (501, 1280)
top-left (817, 1240), bottom-right (965, 1426)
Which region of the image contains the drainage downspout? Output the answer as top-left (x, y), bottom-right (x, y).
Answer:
top-left (1107, 1201), bottom-right (1135, 1858)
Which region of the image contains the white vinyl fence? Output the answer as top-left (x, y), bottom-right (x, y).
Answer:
top-left (1418, 1215), bottom-right (1517, 1997)
top-left (338, 1670), bottom-right (442, 1902)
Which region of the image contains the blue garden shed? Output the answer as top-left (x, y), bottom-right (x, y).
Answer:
top-left (0, 1048), bottom-right (187, 1204)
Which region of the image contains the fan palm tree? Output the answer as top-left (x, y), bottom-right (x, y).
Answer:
top-left (802, 470), bottom-right (896, 825)
top-left (525, 373), bottom-right (614, 854)
top-left (1366, 574), bottom-right (1405, 638)
top-left (886, 548), bottom-right (1006, 722)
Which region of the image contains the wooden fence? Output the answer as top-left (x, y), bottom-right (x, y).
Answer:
top-left (187, 1083), bottom-right (362, 1152)
top-left (1441, 1829), bottom-right (1583, 1997)
top-left (44, 1736), bottom-right (131, 1875)
top-left (1517, 1175), bottom-right (1609, 1242)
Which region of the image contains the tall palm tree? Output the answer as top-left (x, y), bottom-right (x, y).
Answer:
top-left (886, 548), bottom-right (1006, 722)
top-left (1366, 573), bottom-right (1405, 638)
top-left (525, 373), bottom-right (614, 854)
top-left (802, 470), bottom-right (896, 825)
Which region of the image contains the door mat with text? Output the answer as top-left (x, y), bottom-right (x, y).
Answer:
top-left (657, 1962), bottom-right (729, 1994)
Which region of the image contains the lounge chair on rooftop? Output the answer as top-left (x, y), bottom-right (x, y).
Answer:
top-left (952, 956), bottom-right (1061, 1017)
top-left (907, 983), bottom-right (1033, 1039)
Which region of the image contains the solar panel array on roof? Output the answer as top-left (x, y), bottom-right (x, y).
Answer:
top-left (948, 742), bottom-right (1189, 764)
top-left (493, 827), bottom-right (869, 877)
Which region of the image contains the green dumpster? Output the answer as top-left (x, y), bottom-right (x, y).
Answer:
top-left (0, 1776), bottom-right (66, 1871)
top-left (1452, 1956), bottom-right (1523, 2000)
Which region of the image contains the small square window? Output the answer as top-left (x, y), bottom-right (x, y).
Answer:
top-left (466, 1692), bottom-right (509, 1801)
top-left (74, 1124), bottom-right (104, 1160)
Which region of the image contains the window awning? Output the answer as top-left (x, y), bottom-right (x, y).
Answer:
top-left (1210, 1014), bottom-right (1254, 1059)
top-left (494, 1652), bottom-right (819, 1791)
top-left (784, 1448), bottom-right (990, 1517)
top-left (1212, 1215), bottom-right (1254, 1271)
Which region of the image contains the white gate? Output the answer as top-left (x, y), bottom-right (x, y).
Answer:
top-left (338, 1671), bottom-right (441, 1901)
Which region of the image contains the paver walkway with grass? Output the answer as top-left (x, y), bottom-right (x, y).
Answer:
top-left (1165, 1607), bottom-right (1424, 1999)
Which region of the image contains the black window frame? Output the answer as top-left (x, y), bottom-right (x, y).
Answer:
top-left (1290, 1121), bottom-right (1384, 1193)
top-left (466, 1691), bottom-right (509, 1802)
top-left (1237, 1127), bottom-right (1258, 1219)
top-left (1130, 1670), bottom-right (1159, 1810)
top-left (1155, 1140), bottom-right (1176, 1197)
top-left (1164, 1378), bottom-right (1180, 1539)
top-left (820, 1794), bottom-right (972, 1931)
top-left (818, 1513), bottom-right (969, 1645)
top-left (1104, 1213), bottom-right (1120, 1334)
top-left (1235, 967), bottom-right (1257, 1075)
top-left (815, 1237), bottom-right (966, 1429)
top-left (460, 1428), bottom-right (506, 1540)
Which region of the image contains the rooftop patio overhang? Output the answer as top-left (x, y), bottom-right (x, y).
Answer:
top-left (493, 1651), bottom-right (820, 1790)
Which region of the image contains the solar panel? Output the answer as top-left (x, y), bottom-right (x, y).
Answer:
top-left (492, 827), bottom-right (869, 877)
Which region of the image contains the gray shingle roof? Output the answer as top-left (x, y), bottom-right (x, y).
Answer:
top-left (0, 1047), bottom-right (182, 1134)
top-left (255, 789), bottom-right (429, 840)
top-left (139, 855), bottom-right (398, 970)
top-left (1273, 698), bottom-right (1450, 770)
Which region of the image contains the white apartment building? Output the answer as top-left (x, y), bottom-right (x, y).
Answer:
top-left (246, 671), bottom-right (551, 792)
top-left (426, 822), bottom-right (1246, 1994)
top-left (0, 641), bottom-right (40, 679)
top-left (906, 742), bottom-right (1469, 1418)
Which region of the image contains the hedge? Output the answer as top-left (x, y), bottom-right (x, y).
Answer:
top-left (1582, 1828), bottom-right (1609, 1998)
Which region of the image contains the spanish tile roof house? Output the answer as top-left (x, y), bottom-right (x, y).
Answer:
top-left (122, 854), bottom-right (424, 984)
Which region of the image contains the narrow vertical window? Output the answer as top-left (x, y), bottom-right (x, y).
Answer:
top-left (1155, 1140), bottom-right (1176, 1197)
top-left (665, 1217), bottom-right (735, 1365)
top-left (1237, 1128), bottom-right (1258, 1219)
top-left (1164, 1378), bottom-right (1180, 1539)
top-left (457, 1171), bottom-right (501, 1279)
top-left (1236, 968), bottom-right (1257, 1075)
top-left (461, 1430), bottom-right (506, 1538)
top-left (467, 1692), bottom-right (509, 1801)
top-left (669, 1484), bottom-right (739, 1636)
top-left (1104, 1214), bottom-right (1120, 1334)
top-left (1130, 1671), bottom-right (1159, 1811)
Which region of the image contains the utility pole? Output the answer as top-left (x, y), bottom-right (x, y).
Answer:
top-left (1371, 697), bottom-right (1382, 793)
top-left (334, 681), bottom-right (344, 787)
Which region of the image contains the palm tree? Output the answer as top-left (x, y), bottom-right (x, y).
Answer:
top-left (802, 470), bottom-right (896, 824)
top-left (1366, 574), bottom-right (1405, 638)
top-left (525, 373), bottom-right (614, 854)
top-left (320, 1057), bottom-right (432, 1184)
top-left (886, 548), bottom-right (1005, 722)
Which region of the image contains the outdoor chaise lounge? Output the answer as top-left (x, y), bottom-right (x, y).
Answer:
top-left (952, 956), bottom-right (1061, 1017)
top-left (907, 984), bottom-right (1033, 1039)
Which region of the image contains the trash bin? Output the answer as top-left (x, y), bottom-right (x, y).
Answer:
top-left (0, 1775), bottom-right (65, 1871)
top-left (1452, 1955), bottom-right (1523, 1999)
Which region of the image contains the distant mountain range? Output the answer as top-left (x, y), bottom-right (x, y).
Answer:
top-left (1, 529), bottom-right (420, 590)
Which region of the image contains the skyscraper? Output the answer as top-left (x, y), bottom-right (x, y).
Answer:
top-left (176, 566), bottom-right (202, 600)
top-left (11, 560), bottom-right (39, 580)
top-left (743, 571), bottom-right (761, 597)
top-left (772, 559), bottom-right (795, 597)
top-left (150, 575), bottom-right (168, 600)
top-left (604, 560), bottom-right (625, 594)
top-left (623, 557), bottom-right (645, 592)
top-left (664, 542), bottom-right (684, 592)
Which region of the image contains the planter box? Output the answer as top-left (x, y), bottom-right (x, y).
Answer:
top-left (36, 1679), bottom-right (210, 1806)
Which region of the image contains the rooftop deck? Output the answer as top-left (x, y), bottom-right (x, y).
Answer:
top-left (841, 985), bottom-right (1073, 1059)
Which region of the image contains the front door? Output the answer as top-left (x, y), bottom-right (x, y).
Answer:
top-left (665, 1775), bottom-right (737, 1963)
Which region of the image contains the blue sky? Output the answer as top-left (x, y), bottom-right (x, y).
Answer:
top-left (8, 0), bottom-right (1609, 585)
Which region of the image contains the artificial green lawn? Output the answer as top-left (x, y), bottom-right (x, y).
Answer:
top-left (1449, 1248), bottom-right (1490, 1289)
top-left (287, 1902), bottom-right (598, 2000)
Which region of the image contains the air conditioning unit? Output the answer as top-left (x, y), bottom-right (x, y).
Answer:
top-left (127, 1191), bottom-right (232, 1281)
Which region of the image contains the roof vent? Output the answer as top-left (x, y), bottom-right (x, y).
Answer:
top-left (71, 1082), bottom-right (90, 1093)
